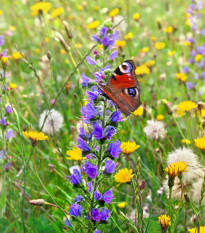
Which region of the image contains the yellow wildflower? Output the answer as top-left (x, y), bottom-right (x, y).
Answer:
top-left (75, 43), bottom-right (82, 48)
top-left (197, 109), bottom-right (205, 118)
top-left (133, 13), bottom-right (140, 21)
top-left (114, 168), bottom-right (134, 186)
top-left (194, 136), bottom-right (205, 150)
top-left (157, 114), bottom-right (164, 121)
top-left (30, 2), bottom-right (51, 15)
top-left (1, 56), bottom-right (8, 64)
top-left (10, 26), bottom-right (16, 32)
top-left (135, 65), bottom-right (150, 75)
top-left (168, 50), bottom-right (175, 57)
top-left (61, 49), bottom-right (66, 54)
top-left (158, 214), bottom-right (171, 231)
top-left (0, 10), bottom-right (3, 15)
top-left (164, 161), bottom-right (188, 178)
top-left (155, 42), bottom-right (165, 50)
top-left (181, 139), bottom-right (191, 145)
top-left (176, 73), bottom-right (187, 82)
top-left (143, 60), bottom-right (155, 68)
top-left (22, 130), bottom-right (48, 146)
top-left (133, 106), bottom-right (143, 116)
top-left (94, 6), bottom-right (99, 11)
top-left (177, 101), bottom-right (197, 116)
top-left (77, 5), bottom-right (83, 11)
top-left (109, 8), bottom-right (119, 17)
top-left (9, 83), bottom-right (17, 90)
top-left (124, 32), bottom-right (133, 40)
top-left (12, 52), bottom-right (23, 60)
top-left (66, 148), bottom-right (85, 161)
top-left (45, 37), bottom-right (49, 43)
top-left (51, 7), bottom-right (64, 18)
top-left (188, 226), bottom-right (205, 233)
top-left (184, 40), bottom-right (191, 46)
top-left (195, 54), bottom-right (202, 62)
top-left (115, 40), bottom-right (126, 48)
top-left (164, 26), bottom-right (173, 34)
top-left (87, 21), bottom-right (100, 29)
top-left (121, 141), bottom-right (140, 154)
top-left (117, 202), bottom-right (127, 208)
top-left (151, 36), bottom-right (156, 41)
top-left (140, 47), bottom-right (149, 53)
top-left (68, 15), bottom-right (74, 20)
top-left (35, 48), bottom-right (41, 54)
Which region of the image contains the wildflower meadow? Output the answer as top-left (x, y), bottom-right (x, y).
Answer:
top-left (1, 0), bottom-right (205, 232)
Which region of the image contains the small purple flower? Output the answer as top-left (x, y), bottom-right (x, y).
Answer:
top-left (201, 72), bottom-right (205, 79)
top-left (81, 73), bottom-right (92, 87)
top-left (6, 129), bottom-right (14, 139)
top-left (104, 159), bottom-right (116, 174)
top-left (65, 219), bottom-right (71, 227)
top-left (107, 140), bottom-right (121, 158)
top-left (186, 82), bottom-right (194, 89)
top-left (81, 101), bottom-right (97, 123)
top-left (68, 169), bottom-right (82, 185)
top-left (105, 126), bottom-right (116, 139)
top-left (182, 67), bottom-right (189, 73)
top-left (201, 28), bottom-right (205, 35)
top-left (5, 105), bottom-right (13, 114)
top-left (187, 37), bottom-right (194, 43)
top-left (91, 209), bottom-right (101, 222)
top-left (102, 189), bottom-right (114, 204)
top-left (190, 50), bottom-right (196, 57)
top-left (5, 161), bottom-right (11, 171)
top-left (100, 26), bottom-right (108, 36)
top-left (69, 203), bottom-right (83, 217)
top-left (0, 117), bottom-right (7, 126)
top-left (93, 123), bottom-right (104, 140)
top-left (85, 162), bottom-right (98, 179)
top-left (109, 50), bottom-right (118, 60)
top-left (86, 91), bottom-right (98, 101)
top-left (110, 111), bottom-right (121, 123)
top-left (0, 35), bottom-right (4, 47)
top-left (94, 191), bottom-right (102, 200)
top-left (74, 195), bottom-right (84, 203)
top-left (94, 230), bottom-right (100, 233)
top-left (100, 207), bottom-right (109, 221)
top-left (0, 150), bottom-right (4, 159)
top-left (77, 138), bottom-right (91, 152)
top-left (91, 34), bottom-right (100, 42)
top-left (88, 181), bottom-right (93, 192)
top-left (86, 56), bottom-right (97, 65)
top-left (110, 30), bottom-right (119, 41)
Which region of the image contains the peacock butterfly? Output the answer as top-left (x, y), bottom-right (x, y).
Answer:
top-left (96, 60), bottom-right (141, 116)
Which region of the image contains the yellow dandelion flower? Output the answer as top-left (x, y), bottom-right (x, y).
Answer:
top-left (10, 26), bottom-right (16, 32)
top-left (168, 50), bottom-right (175, 57)
top-left (117, 202), bottom-right (127, 208)
top-left (121, 141), bottom-right (140, 154)
top-left (133, 13), bottom-right (140, 21)
top-left (197, 109), bottom-right (205, 118)
top-left (35, 48), bottom-right (41, 54)
top-left (12, 52), bottom-right (23, 60)
top-left (184, 40), bottom-right (191, 46)
top-left (139, 47), bottom-right (149, 53)
top-left (0, 10), bottom-right (3, 15)
top-left (164, 161), bottom-right (188, 178)
top-left (151, 36), bottom-right (156, 41)
top-left (30, 2), bottom-right (51, 14)
top-left (157, 114), bottom-right (164, 121)
top-left (124, 32), bottom-right (133, 40)
top-left (164, 26), bottom-right (173, 34)
top-left (66, 147), bottom-right (85, 161)
top-left (133, 106), bottom-right (143, 116)
top-left (188, 226), bottom-right (205, 233)
top-left (194, 136), bottom-right (205, 150)
top-left (181, 139), bottom-right (191, 145)
top-left (68, 15), bottom-right (74, 20)
top-left (75, 43), bottom-right (82, 48)
top-left (22, 130), bottom-right (48, 146)
top-left (155, 42), bottom-right (165, 50)
top-left (176, 73), bottom-right (187, 82)
top-left (1, 56), bottom-right (8, 64)
top-left (94, 6), bottom-right (99, 11)
top-left (115, 40), bottom-right (126, 48)
top-left (195, 54), bottom-right (202, 62)
top-left (177, 101), bottom-right (197, 116)
top-left (143, 60), bottom-right (155, 68)
top-left (87, 20), bottom-right (100, 29)
top-left (109, 8), bottom-right (119, 17)
top-left (114, 168), bottom-right (134, 186)
top-left (158, 214), bottom-right (171, 230)
top-left (135, 65), bottom-right (150, 75)
top-left (60, 49), bottom-right (66, 54)
top-left (77, 5), bottom-right (83, 11)
top-left (9, 83), bottom-right (17, 90)
top-left (51, 7), bottom-right (64, 18)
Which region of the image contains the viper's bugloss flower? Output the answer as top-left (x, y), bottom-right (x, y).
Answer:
top-left (102, 189), bottom-right (114, 204)
top-left (5, 105), bottom-right (13, 114)
top-left (0, 35), bottom-right (4, 46)
top-left (158, 214), bottom-right (171, 231)
top-left (109, 50), bottom-right (118, 60)
top-left (114, 168), bottom-right (134, 186)
top-left (81, 73), bottom-right (93, 87)
top-left (65, 219), bottom-right (71, 227)
top-left (100, 207), bottom-right (109, 221)
top-left (77, 138), bottom-right (91, 152)
top-left (68, 169), bottom-right (82, 185)
top-left (93, 122), bottom-right (104, 140)
top-left (105, 126), bottom-right (116, 139)
top-left (104, 159), bottom-right (116, 174)
top-left (164, 161), bottom-right (188, 178)
top-left (85, 162), bottom-right (98, 179)
top-left (66, 148), bottom-right (86, 161)
top-left (133, 106), bottom-right (143, 116)
top-left (106, 140), bottom-right (121, 158)
top-left (22, 129), bottom-right (48, 145)
top-left (194, 136), bottom-right (205, 150)
top-left (69, 203), bottom-right (83, 217)
top-left (87, 21), bottom-right (100, 29)
top-left (51, 7), bottom-right (64, 18)
top-left (86, 56), bottom-right (97, 65)
top-left (74, 195), bottom-right (84, 203)
top-left (88, 181), bottom-right (93, 192)
top-left (109, 111), bottom-right (121, 123)
top-left (120, 141), bottom-right (140, 154)
top-left (94, 191), bottom-right (102, 200)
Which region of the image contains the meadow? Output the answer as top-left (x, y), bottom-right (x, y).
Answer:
top-left (0, 0), bottom-right (205, 232)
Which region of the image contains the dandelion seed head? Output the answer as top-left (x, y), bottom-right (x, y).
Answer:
top-left (143, 119), bottom-right (166, 140)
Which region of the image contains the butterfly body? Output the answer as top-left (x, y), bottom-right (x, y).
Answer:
top-left (97, 60), bottom-right (141, 116)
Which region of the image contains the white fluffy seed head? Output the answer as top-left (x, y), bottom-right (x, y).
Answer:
top-left (39, 109), bottom-right (64, 135)
top-left (143, 119), bottom-right (166, 140)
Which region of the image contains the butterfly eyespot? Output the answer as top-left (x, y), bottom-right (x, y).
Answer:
top-left (119, 62), bottom-right (132, 73)
top-left (127, 87), bottom-right (138, 97)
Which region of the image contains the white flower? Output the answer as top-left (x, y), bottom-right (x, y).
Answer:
top-left (163, 147), bottom-right (205, 203)
top-left (143, 119), bottom-right (166, 140)
top-left (113, 15), bottom-right (127, 32)
top-left (69, 165), bottom-right (81, 175)
top-left (39, 109), bottom-right (64, 135)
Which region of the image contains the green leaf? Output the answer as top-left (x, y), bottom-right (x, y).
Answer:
top-left (0, 217), bottom-right (9, 233)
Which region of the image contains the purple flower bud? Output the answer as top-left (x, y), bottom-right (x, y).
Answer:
top-left (201, 28), bottom-right (205, 35)
top-left (110, 111), bottom-right (121, 123)
top-left (99, 26), bottom-right (108, 36)
top-left (86, 91), bottom-right (98, 101)
top-left (107, 140), bottom-right (121, 158)
top-left (0, 35), bottom-right (4, 47)
top-left (0, 150), bottom-right (4, 159)
top-left (74, 195), bottom-right (84, 203)
top-left (186, 82), bottom-right (194, 89)
top-left (91, 34), bottom-right (100, 42)
top-left (189, 58), bottom-right (195, 64)
top-left (85, 162), bottom-right (98, 179)
top-left (101, 36), bottom-right (110, 47)
top-left (65, 219), bottom-right (71, 227)
top-left (88, 181), bottom-right (93, 192)
top-left (109, 50), bottom-right (118, 60)
top-left (202, 72), bottom-right (205, 79)
top-left (6, 129), bottom-right (14, 139)
top-left (86, 56), bottom-right (97, 65)
top-left (91, 209), bottom-right (101, 222)
top-left (81, 73), bottom-right (92, 87)
top-left (81, 101), bottom-right (97, 123)
top-left (69, 203), bottom-right (83, 217)
top-left (5, 161), bottom-right (11, 171)
top-left (94, 230), bottom-right (100, 233)
top-left (102, 189), bottom-right (114, 204)
top-left (77, 138), bottom-right (91, 152)
top-left (0, 117), bottom-right (7, 126)
top-left (68, 169), bottom-right (82, 185)
top-left (93, 123), bottom-right (104, 140)
top-left (182, 67), bottom-right (189, 73)
top-left (100, 207), bottom-right (109, 221)
top-left (94, 191), bottom-right (102, 200)
top-left (104, 159), bottom-right (116, 174)
top-left (105, 126), bottom-right (116, 139)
